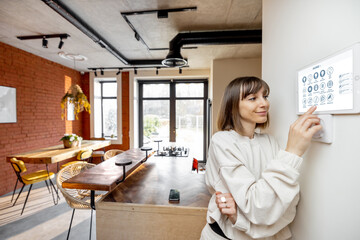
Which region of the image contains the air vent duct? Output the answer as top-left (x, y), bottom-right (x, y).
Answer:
top-left (162, 29), bottom-right (262, 67)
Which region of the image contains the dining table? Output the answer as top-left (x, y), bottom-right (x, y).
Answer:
top-left (6, 140), bottom-right (111, 164)
top-left (6, 140), bottom-right (111, 205)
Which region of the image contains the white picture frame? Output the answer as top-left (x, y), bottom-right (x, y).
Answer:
top-left (0, 86), bottom-right (17, 123)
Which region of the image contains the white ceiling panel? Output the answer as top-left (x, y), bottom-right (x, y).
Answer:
top-left (0, 0), bottom-right (262, 71)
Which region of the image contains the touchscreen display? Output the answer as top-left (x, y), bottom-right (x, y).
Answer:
top-left (298, 49), bottom-right (353, 113)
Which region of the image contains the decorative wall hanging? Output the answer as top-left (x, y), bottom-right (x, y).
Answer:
top-left (0, 86), bottom-right (17, 123)
top-left (61, 84), bottom-right (90, 120)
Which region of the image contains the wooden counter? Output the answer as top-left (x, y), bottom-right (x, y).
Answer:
top-left (96, 155), bottom-right (211, 240)
top-left (6, 140), bottom-right (111, 164)
top-left (63, 148), bottom-right (147, 192)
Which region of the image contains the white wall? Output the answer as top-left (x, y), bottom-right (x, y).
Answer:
top-left (263, 1), bottom-right (360, 239)
top-left (212, 58), bottom-right (262, 133)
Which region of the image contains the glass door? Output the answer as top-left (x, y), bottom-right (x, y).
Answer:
top-left (139, 82), bottom-right (170, 145)
top-left (175, 82), bottom-right (206, 160)
top-left (139, 79), bottom-right (208, 161)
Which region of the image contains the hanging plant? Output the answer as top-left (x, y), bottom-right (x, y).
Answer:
top-left (61, 84), bottom-right (91, 120)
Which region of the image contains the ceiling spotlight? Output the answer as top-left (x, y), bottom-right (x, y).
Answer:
top-left (58, 38), bottom-right (64, 49)
top-left (134, 68), bottom-right (137, 75)
top-left (94, 70), bottom-right (97, 77)
top-left (179, 68), bottom-right (182, 74)
top-left (157, 10), bottom-right (169, 19)
top-left (116, 68), bottom-right (121, 75)
top-left (42, 37), bottom-right (48, 48)
top-left (134, 32), bottom-right (140, 41)
top-left (156, 67), bottom-right (159, 75)
top-left (17, 33), bottom-right (70, 50)
top-left (100, 69), bottom-right (104, 75)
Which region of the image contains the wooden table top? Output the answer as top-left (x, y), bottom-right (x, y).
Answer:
top-left (103, 155), bottom-right (211, 208)
top-left (62, 148), bottom-right (147, 192)
top-left (6, 140), bottom-right (111, 164)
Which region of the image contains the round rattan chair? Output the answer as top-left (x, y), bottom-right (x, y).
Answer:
top-left (103, 149), bottom-right (124, 161)
top-left (61, 149), bottom-right (93, 169)
top-left (90, 137), bottom-right (106, 162)
top-left (57, 162), bottom-right (105, 240)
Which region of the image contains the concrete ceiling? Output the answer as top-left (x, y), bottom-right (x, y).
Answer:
top-left (0, 0), bottom-right (262, 72)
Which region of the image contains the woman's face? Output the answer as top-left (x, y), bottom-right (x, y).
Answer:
top-left (238, 87), bottom-right (269, 127)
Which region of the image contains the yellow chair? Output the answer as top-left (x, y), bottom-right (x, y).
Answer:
top-left (61, 149), bottom-right (93, 169)
top-left (90, 137), bottom-right (106, 162)
top-left (10, 158), bottom-right (58, 215)
top-left (103, 149), bottom-right (124, 161)
top-left (57, 162), bottom-right (105, 240)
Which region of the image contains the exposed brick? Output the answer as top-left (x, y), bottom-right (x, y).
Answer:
top-left (0, 42), bottom-right (90, 196)
top-left (0, 42), bottom-right (130, 196)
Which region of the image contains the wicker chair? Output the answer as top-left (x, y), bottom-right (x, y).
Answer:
top-left (61, 149), bottom-right (93, 169)
top-left (57, 162), bottom-right (105, 240)
top-left (103, 149), bottom-right (124, 161)
top-left (90, 137), bottom-right (106, 162)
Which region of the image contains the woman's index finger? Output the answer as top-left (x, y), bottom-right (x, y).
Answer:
top-left (304, 105), bottom-right (317, 115)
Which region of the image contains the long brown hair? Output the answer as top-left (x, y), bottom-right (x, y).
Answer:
top-left (217, 76), bottom-right (270, 132)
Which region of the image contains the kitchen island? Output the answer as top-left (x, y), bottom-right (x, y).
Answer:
top-left (96, 154), bottom-right (211, 240)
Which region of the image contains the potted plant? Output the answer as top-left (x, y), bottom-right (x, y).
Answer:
top-left (60, 134), bottom-right (83, 148)
top-left (61, 84), bottom-right (91, 120)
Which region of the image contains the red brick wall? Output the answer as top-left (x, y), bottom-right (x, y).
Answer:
top-left (81, 72), bottom-right (91, 140)
top-left (107, 71), bottom-right (130, 151)
top-left (0, 42), bottom-right (89, 196)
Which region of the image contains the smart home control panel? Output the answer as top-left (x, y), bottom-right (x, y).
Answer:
top-left (297, 43), bottom-right (360, 114)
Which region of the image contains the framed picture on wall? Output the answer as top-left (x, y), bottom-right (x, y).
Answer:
top-left (0, 86), bottom-right (17, 123)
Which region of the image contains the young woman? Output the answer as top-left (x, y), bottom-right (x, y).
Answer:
top-left (200, 77), bottom-right (322, 240)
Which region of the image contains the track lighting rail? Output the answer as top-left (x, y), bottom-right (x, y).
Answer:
top-left (17, 33), bottom-right (70, 40)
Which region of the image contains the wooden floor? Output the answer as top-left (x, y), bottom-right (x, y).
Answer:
top-left (0, 182), bottom-right (95, 240)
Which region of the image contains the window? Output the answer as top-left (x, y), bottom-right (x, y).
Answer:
top-left (92, 77), bottom-right (122, 142)
top-left (100, 81), bottom-right (117, 138)
top-left (139, 79), bottom-right (208, 161)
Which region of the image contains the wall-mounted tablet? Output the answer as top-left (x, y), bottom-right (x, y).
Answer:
top-left (297, 43), bottom-right (360, 114)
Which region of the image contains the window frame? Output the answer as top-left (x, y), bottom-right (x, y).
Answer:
top-left (90, 74), bottom-right (122, 144)
top-left (99, 80), bottom-right (117, 138)
top-left (138, 79), bottom-right (208, 161)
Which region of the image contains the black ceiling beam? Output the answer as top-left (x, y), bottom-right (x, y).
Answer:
top-left (41, 0), bottom-right (166, 66)
top-left (88, 65), bottom-right (188, 70)
top-left (41, 0), bottom-right (129, 65)
top-left (17, 33), bottom-right (70, 40)
top-left (87, 65), bottom-right (189, 73)
top-left (121, 7), bottom-right (197, 16)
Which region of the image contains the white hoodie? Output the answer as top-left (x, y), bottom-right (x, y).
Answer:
top-left (204, 130), bottom-right (303, 240)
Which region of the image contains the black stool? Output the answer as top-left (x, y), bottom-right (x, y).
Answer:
top-left (154, 140), bottom-right (162, 154)
top-left (141, 147), bottom-right (152, 162)
top-left (115, 159), bottom-right (132, 184)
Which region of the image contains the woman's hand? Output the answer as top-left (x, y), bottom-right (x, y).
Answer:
top-left (215, 191), bottom-right (237, 224)
top-left (285, 106), bottom-right (322, 156)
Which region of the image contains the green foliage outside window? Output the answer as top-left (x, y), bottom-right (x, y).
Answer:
top-left (144, 115), bottom-right (160, 137)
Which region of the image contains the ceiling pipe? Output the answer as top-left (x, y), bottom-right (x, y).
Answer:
top-left (162, 29), bottom-right (262, 67)
top-left (41, 0), bottom-right (164, 67)
top-left (41, 0), bottom-right (262, 68)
